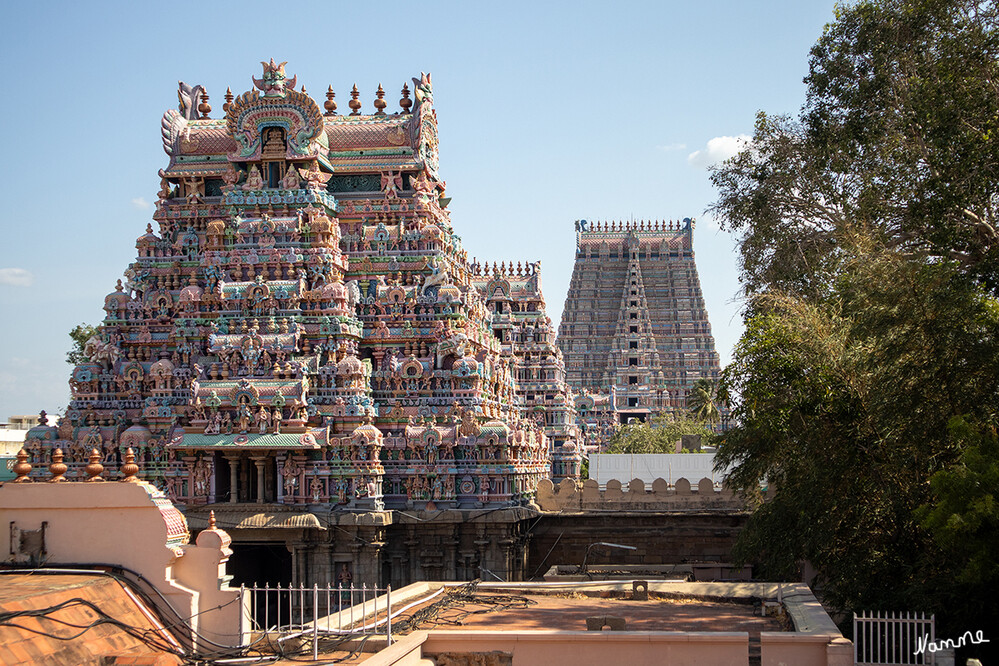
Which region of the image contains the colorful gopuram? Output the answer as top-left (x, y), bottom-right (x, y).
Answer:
top-left (470, 261), bottom-right (582, 482)
top-left (557, 218), bottom-right (722, 448)
top-left (23, 61), bottom-right (575, 525)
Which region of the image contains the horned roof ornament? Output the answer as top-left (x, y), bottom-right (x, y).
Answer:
top-left (253, 59), bottom-right (297, 98)
top-left (412, 72), bottom-right (433, 106)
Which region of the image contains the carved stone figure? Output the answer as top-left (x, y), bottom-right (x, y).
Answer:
top-left (242, 165), bottom-right (264, 190)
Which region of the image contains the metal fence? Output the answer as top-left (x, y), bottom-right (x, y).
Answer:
top-left (241, 582), bottom-right (393, 660)
top-left (854, 611), bottom-right (935, 665)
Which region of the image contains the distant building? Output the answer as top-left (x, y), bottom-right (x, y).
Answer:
top-left (557, 218), bottom-right (724, 448)
top-left (3, 414), bottom-right (49, 430)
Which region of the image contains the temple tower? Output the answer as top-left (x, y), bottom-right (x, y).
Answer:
top-left (557, 219), bottom-right (721, 432)
top-left (25, 61), bottom-right (568, 511)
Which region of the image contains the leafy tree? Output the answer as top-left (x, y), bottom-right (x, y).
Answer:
top-left (606, 415), bottom-right (717, 454)
top-left (918, 417), bottom-right (999, 591)
top-left (718, 253), bottom-right (999, 624)
top-left (686, 378), bottom-right (721, 424)
top-left (66, 323), bottom-right (98, 366)
top-left (710, 0), bottom-right (999, 640)
top-left (711, 0), bottom-right (999, 297)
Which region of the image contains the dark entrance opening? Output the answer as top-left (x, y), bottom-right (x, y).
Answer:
top-left (229, 543), bottom-right (292, 587)
top-left (229, 542), bottom-right (293, 629)
top-left (213, 452), bottom-right (232, 502)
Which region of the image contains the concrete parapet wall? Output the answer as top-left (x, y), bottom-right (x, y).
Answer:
top-left (536, 477), bottom-right (755, 512)
top-left (422, 630), bottom-right (749, 666)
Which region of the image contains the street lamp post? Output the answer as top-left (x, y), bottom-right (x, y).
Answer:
top-left (579, 542), bottom-right (638, 575)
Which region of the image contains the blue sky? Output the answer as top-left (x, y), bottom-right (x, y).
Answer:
top-left (0, 0), bottom-right (836, 417)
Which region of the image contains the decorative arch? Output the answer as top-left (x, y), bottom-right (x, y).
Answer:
top-left (225, 89), bottom-right (327, 162)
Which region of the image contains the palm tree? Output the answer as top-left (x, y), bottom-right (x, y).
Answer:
top-left (686, 378), bottom-right (720, 425)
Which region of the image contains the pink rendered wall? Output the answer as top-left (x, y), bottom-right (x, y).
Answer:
top-left (422, 631), bottom-right (749, 666)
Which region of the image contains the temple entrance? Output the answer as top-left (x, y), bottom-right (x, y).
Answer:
top-left (229, 542), bottom-right (293, 629)
top-left (229, 542), bottom-right (292, 587)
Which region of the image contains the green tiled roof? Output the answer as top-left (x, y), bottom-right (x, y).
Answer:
top-left (171, 430), bottom-right (325, 449)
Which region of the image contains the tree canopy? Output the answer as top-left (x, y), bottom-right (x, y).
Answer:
top-left (66, 323), bottom-right (97, 366)
top-left (686, 378), bottom-right (722, 424)
top-left (605, 415), bottom-right (718, 454)
top-left (711, 0), bottom-right (999, 643)
top-left (712, 0), bottom-right (999, 298)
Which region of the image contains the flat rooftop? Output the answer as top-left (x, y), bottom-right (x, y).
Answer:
top-left (395, 591), bottom-right (784, 635)
top-left (253, 581), bottom-right (842, 665)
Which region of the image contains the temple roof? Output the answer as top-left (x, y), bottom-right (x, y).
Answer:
top-left (171, 429), bottom-right (326, 449)
top-left (161, 82), bottom-right (425, 178)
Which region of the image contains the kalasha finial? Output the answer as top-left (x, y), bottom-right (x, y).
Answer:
top-left (374, 84), bottom-right (387, 115)
top-left (198, 88), bottom-right (211, 119)
top-left (400, 84), bottom-right (412, 114)
top-left (38, 410), bottom-right (49, 426)
top-left (325, 85), bottom-right (337, 115)
top-left (223, 87), bottom-right (233, 113)
top-left (12, 449), bottom-right (32, 483)
top-left (84, 448), bottom-right (105, 482)
top-left (120, 447), bottom-right (140, 482)
top-left (349, 84), bottom-right (361, 115)
top-left (209, 510), bottom-right (218, 529)
top-left (48, 448), bottom-right (68, 483)
top-left (301, 85), bottom-right (307, 95)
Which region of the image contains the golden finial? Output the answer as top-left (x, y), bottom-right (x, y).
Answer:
top-left (12, 449), bottom-right (32, 483)
top-left (374, 84), bottom-right (387, 115)
top-left (120, 447), bottom-right (140, 482)
top-left (223, 87), bottom-right (233, 113)
top-left (84, 448), bottom-right (104, 482)
top-left (209, 510), bottom-right (218, 529)
top-left (349, 84), bottom-right (361, 115)
top-left (325, 85), bottom-right (337, 115)
top-left (400, 84), bottom-right (412, 113)
top-left (198, 88), bottom-right (211, 119)
top-left (48, 448), bottom-right (68, 483)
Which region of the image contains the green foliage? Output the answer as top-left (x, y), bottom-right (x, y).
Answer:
top-left (918, 417), bottom-right (999, 589)
top-left (605, 415), bottom-right (717, 454)
top-left (686, 378), bottom-right (722, 424)
top-left (710, 0), bottom-right (999, 637)
top-left (718, 254), bottom-right (999, 624)
top-left (66, 323), bottom-right (98, 366)
top-left (711, 1), bottom-right (999, 297)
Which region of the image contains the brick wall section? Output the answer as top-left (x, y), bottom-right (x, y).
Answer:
top-left (0, 574), bottom-right (182, 666)
top-left (526, 512), bottom-right (749, 574)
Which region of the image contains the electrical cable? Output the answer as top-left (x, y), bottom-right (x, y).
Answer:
top-left (389, 579), bottom-right (536, 633)
top-left (0, 565), bottom-right (268, 663)
top-left (0, 596), bottom-right (187, 656)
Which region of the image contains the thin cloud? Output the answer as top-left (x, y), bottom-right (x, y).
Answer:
top-left (0, 268), bottom-right (34, 287)
top-left (687, 135), bottom-right (751, 168)
top-left (131, 197), bottom-right (151, 210)
top-left (656, 142), bottom-right (687, 152)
